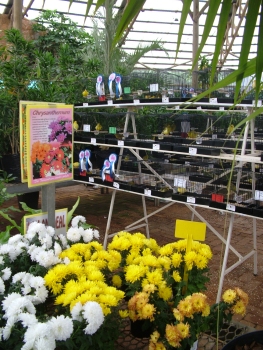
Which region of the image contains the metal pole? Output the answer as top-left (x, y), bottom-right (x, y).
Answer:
top-left (192, 0), bottom-right (199, 89)
top-left (41, 184), bottom-right (56, 229)
top-left (13, 0), bottom-right (23, 31)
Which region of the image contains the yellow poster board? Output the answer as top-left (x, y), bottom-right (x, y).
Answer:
top-left (25, 104), bottom-right (74, 187)
top-left (175, 219), bottom-right (206, 241)
top-left (19, 101), bottom-right (65, 182)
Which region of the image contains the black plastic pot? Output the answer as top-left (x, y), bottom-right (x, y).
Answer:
top-left (222, 331), bottom-right (263, 350)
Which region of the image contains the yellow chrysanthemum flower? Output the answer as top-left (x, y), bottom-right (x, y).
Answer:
top-left (202, 303), bottom-right (210, 317)
top-left (98, 294), bottom-right (118, 307)
top-left (232, 300), bottom-right (246, 315)
top-left (112, 274), bottom-right (122, 288)
top-left (159, 244), bottom-right (174, 256)
top-left (125, 264), bottom-right (148, 283)
top-left (165, 324), bottom-right (182, 348)
top-left (101, 305), bottom-right (111, 315)
top-left (172, 270), bottom-right (182, 282)
top-left (195, 254), bottom-right (208, 269)
top-left (146, 268), bottom-right (163, 285)
top-left (143, 283), bottom-right (156, 294)
top-left (144, 238), bottom-right (160, 253)
top-left (176, 322), bottom-right (190, 339)
top-left (141, 254), bottom-right (159, 267)
top-left (235, 287), bottom-right (249, 306)
top-left (222, 289), bottom-right (237, 304)
top-left (119, 309), bottom-right (129, 318)
top-left (173, 308), bottom-right (184, 321)
top-left (158, 256), bottom-right (171, 270)
top-left (174, 239), bottom-right (187, 252)
top-left (178, 298), bottom-right (194, 318)
top-left (155, 342), bottom-right (166, 350)
top-left (86, 269), bottom-right (105, 282)
top-left (184, 251), bottom-right (198, 270)
top-left (158, 285), bottom-right (172, 301)
top-left (141, 303), bottom-right (156, 320)
top-left (150, 330), bottom-right (160, 344)
top-left (191, 293), bottom-right (207, 312)
top-left (171, 252), bottom-right (182, 268)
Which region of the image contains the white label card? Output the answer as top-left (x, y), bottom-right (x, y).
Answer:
top-left (226, 203), bottom-right (236, 211)
top-left (175, 106), bottom-right (180, 110)
top-left (91, 138), bottom-right (97, 145)
top-left (174, 178), bottom-right (186, 188)
top-left (107, 100), bottom-right (113, 105)
top-left (197, 106), bottom-right (202, 110)
top-left (83, 103), bottom-right (89, 107)
top-left (83, 124), bottom-right (90, 132)
top-left (252, 100), bottom-right (262, 107)
top-left (208, 164), bottom-right (214, 168)
top-left (210, 98), bottom-right (218, 103)
top-left (113, 182), bottom-right (120, 189)
top-left (89, 177), bottom-right (94, 183)
top-left (189, 147), bottom-right (197, 155)
top-left (134, 99), bottom-right (140, 104)
top-left (118, 140), bottom-right (124, 146)
top-left (219, 107), bottom-right (224, 111)
top-left (255, 190), bottom-right (263, 200)
top-left (152, 143), bottom-right (160, 150)
top-left (212, 134), bottom-right (217, 139)
top-left (162, 96), bottom-right (169, 103)
top-left (144, 189), bottom-right (152, 196)
top-left (187, 197), bottom-right (196, 204)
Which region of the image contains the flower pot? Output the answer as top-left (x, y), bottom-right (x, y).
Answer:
top-left (130, 319), bottom-right (154, 338)
top-left (222, 330), bottom-right (263, 350)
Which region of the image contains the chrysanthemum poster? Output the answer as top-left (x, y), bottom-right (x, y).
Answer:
top-left (26, 104), bottom-right (74, 187)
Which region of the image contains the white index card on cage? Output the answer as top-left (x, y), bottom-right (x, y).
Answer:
top-left (187, 197), bottom-right (196, 204)
top-left (209, 98), bottom-right (217, 103)
top-left (113, 182), bottom-right (119, 189)
top-left (174, 177), bottom-right (186, 188)
top-left (118, 140), bottom-right (124, 146)
top-left (91, 138), bottom-right (97, 145)
top-left (226, 203), bottom-right (236, 212)
top-left (255, 190), bottom-right (263, 201)
top-left (150, 84), bottom-right (159, 92)
top-left (189, 147), bottom-right (197, 155)
top-left (144, 189), bottom-right (152, 196)
top-left (83, 124), bottom-right (90, 132)
top-left (152, 143), bottom-right (160, 150)
top-left (83, 103), bottom-right (89, 107)
top-left (89, 177), bottom-right (94, 183)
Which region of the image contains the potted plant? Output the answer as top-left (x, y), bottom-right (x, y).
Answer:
top-left (0, 215), bottom-right (125, 350)
top-left (106, 231), bottom-right (249, 349)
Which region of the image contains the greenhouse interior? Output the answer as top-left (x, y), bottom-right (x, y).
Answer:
top-left (0, 1), bottom-right (263, 350)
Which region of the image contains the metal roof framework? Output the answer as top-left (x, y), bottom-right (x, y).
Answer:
top-left (0, 0), bottom-right (259, 71)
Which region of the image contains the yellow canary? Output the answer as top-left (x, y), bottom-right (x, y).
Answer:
top-left (162, 124), bottom-right (175, 135)
top-left (82, 89), bottom-right (89, 98)
top-left (95, 123), bottom-right (103, 131)
top-left (73, 162), bottom-right (79, 168)
top-left (73, 121), bottom-right (79, 131)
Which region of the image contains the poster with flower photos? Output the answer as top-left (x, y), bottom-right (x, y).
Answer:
top-left (26, 104), bottom-right (74, 187)
top-left (19, 101), bottom-right (65, 183)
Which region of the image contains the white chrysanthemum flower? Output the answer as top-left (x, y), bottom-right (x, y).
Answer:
top-left (54, 242), bottom-right (62, 256)
top-left (7, 246), bottom-right (21, 262)
top-left (2, 292), bottom-right (21, 312)
top-left (0, 277), bottom-right (5, 294)
top-left (58, 234), bottom-right (68, 249)
top-left (35, 250), bottom-right (60, 268)
top-left (21, 285), bottom-right (31, 295)
top-left (48, 315), bottom-right (73, 341)
top-left (93, 229), bottom-right (100, 239)
top-left (26, 222), bottom-right (46, 240)
top-left (46, 226), bottom-right (55, 237)
top-left (71, 215), bottom-right (86, 228)
top-left (39, 234), bottom-right (53, 249)
top-left (67, 227), bottom-right (81, 242)
top-left (8, 234), bottom-right (23, 244)
top-left (1, 267), bottom-right (12, 281)
top-left (22, 323), bottom-right (55, 350)
top-left (18, 313), bottom-right (38, 328)
top-left (70, 302), bottom-right (83, 322)
top-left (29, 276), bottom-right (45, 289)
top-left (82, 228), bottom-right (93, 243)
top-left (28, 286), bottom-right (48, 305)
top-left (2, 315), bottom-right (16, 340)
top-left (29, 246), bottom-right (44, 261)
top-left (83, 301), bottom-right (104, 335)
top-left (5, 296), bottom-right (36, 319)
top-left (12, 272), bottom-right (27, 283)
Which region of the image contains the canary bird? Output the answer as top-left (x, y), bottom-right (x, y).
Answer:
top-left (82, 89), bottom-right (89, 98)
top-left (95, 123), bottom-right (102, 131)
top-left (73, 121), bottom-right (79, 131)
top-left (73, 162), bottom-right (79, 168)
top-left (162, 124), bottom-right (175, 135)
